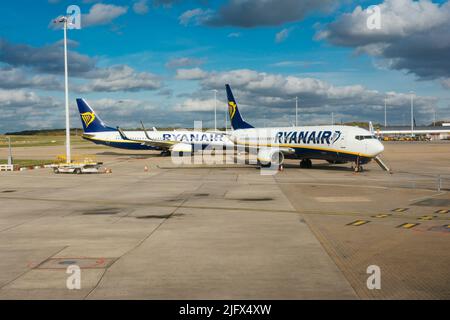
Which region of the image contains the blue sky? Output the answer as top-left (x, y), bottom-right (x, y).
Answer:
top-left (0, 0), bottom-right (449, 132)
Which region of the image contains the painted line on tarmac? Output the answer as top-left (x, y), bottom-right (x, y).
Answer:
top-left (397, 222), bottom-right (420, 229)
top-left (372, 214), bottom-right (392, 218)
top-left (417, 215), bottom-right (436, 221)
top-left (392, 207), bottom-right (409, 212)
top-left (347, 220), bottom-right (370, 226)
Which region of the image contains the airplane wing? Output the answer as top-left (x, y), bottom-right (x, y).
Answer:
top-left (228, 134), bottom-right (295, 154)
top-left (116, 126), bottom-right (177, 149)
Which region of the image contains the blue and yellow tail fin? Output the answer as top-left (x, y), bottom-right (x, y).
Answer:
top-left (76, 99), bottom-right (116, 133)
top-left (226, 84), bottom-right (254, 130)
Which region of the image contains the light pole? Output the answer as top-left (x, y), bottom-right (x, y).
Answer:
top-left (295, 96), bottom-right (298, 127)
top-left (410, 91), bottom-right (414, 137)
top-left (54, 16), bottom-right (71, 164)
top-left (7, 137), bottom-right (12, 166)
top-left (384, 96), bottom-right (387, 127)
top-left (225, 111), bottom-right (228, 132)
top-left (213, 89), bottom-right (218, 131)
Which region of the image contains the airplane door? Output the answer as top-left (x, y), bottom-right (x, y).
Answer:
top-left (338, 132), bottom-right (346, 150)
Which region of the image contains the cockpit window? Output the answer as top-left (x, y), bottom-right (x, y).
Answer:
top-left (355, 135), bottom-right (376, 140)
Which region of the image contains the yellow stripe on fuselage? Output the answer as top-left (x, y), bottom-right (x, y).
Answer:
top-left (234, 140), bottom-right (372, 158)
top-left (82, 134), bottom-right (142, 144)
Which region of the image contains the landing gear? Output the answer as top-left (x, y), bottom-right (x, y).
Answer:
top-left (354, 155), bottom-right (364, 172)
top-left (300, 159), bottom-right (312, 169)
top-left (160, 150), bottom-right (171, 157)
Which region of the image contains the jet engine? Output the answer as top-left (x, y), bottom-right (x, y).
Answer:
top-left (257, 147), bottom-right (284, 167)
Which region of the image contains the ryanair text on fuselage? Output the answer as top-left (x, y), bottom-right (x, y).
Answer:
top-left (162, 133), bottom-right (225, 143)
top-left (276, 130), bottom-right (341, 145)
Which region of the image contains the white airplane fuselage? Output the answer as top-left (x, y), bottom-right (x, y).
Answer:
top-left (82, 130), bottom-right (234, 150)
top-left (232, 125), bottom-right (384, 164)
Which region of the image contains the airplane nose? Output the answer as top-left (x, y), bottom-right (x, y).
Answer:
top-left (375, 141), bottom-right (384, 155)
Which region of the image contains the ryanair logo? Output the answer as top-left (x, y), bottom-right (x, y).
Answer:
top-left (228, 101), bottom-right (237, 119)
top-left (275, 130), bottom-right (342, 145)
top-left (81, 112), bottom-right (95, 128)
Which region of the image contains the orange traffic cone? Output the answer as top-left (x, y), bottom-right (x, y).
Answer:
top-left (144, 165), bottom-right (149, 172)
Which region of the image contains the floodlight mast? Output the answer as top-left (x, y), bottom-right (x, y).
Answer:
top-left (54, 16), bottom-right (71, 163)
top-left (213, 89), bottom-right (218, 131)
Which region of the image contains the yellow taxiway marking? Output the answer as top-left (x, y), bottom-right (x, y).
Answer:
top-left (392, 208), bottom-right (409, 213)
top-left (418, 215), bottom-right (435, 221)
top-left (435, 209), bottom-right (449, 214)
top-left (398, 223), bottom-right (419, 229)
top-left (347, 220), bottom-right (370, 226)
top-left (372, 214), bottom-right (391, 218)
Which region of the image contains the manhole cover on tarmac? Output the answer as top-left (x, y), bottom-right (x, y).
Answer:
top-left (36, 258), bottom-right (116, 269)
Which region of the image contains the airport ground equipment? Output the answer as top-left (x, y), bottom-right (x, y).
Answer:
top-left (0, 165), bottom-right (14, 172)
top-left (50, 158), bottom-right (103, 174)
top-left (51, 161), bottom-right (103, 174)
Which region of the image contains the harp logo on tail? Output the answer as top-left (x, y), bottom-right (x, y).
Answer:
top-left (81, 112), bottom-right (95, 128)
top-left (228, 101), bottom-right (237, 119)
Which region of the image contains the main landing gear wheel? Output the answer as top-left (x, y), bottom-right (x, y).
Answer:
top-left (160, 150), bottom-right (171, 157)
top-left (300, 159), bottom-right (312, 168)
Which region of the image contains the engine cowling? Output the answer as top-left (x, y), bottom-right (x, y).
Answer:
top-left (257, 147), bottom-right (284, 167)
top-left (170, 143), bottom-right (193, 154)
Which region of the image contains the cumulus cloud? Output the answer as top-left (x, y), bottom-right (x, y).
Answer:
top-left (166, 57), bottom-right (204, 69)
top-left (441, 78), bottom-right (450, 89)
top-left (275, 28), bottom-right (292, 43)
top-left (79, 65), bottom-right (161, 92)
top-left (179, 8), bottom-right (213, 26)
top-left (316, 0), bottom-right (450, 83)
top-left (174, 68), bottom-right (438, 125)
top-left (205, 0), bottom-right (338, 28)
top-left (154, 0), bottom-right (181, 6)
top-left (173, 98), bottom-right (220, 112)
top-left (0, 89), bottom-right (62, 132)
top-left (0, 89), bottom-right (59, 110)
top-left (82, 3), bottom-right (128, 27)
top-left (0, 39), bottom-right (163, 93)
top-left (227, 32), bottom-right (241, 38)
top-left (0, 67), bottom-right (63, 91)
top-left (0, 39), bottom-right (96, 77)
top-left (133, 0), bottom-right (149, 15)
top-left (175, 68), bottom-right (208, 80)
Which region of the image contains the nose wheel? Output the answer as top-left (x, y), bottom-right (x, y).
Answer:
top-left (353, 155), bottom-right (364, 172)
top-left (300, 159), bottom-right (312, 168)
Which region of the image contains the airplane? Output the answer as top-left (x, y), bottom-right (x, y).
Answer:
top-left (225, 84), bottom-right (387, 172)
top-left (76, 98), bottom-right (233, 155)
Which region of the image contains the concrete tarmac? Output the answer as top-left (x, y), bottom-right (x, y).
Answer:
top-left (0, 141), bottom-right (449, 299)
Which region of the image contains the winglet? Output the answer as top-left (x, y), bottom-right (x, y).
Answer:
top-left (117, 127), bottom-right (130, 140)
top-left (140, 121), bottom-right (152, 140)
